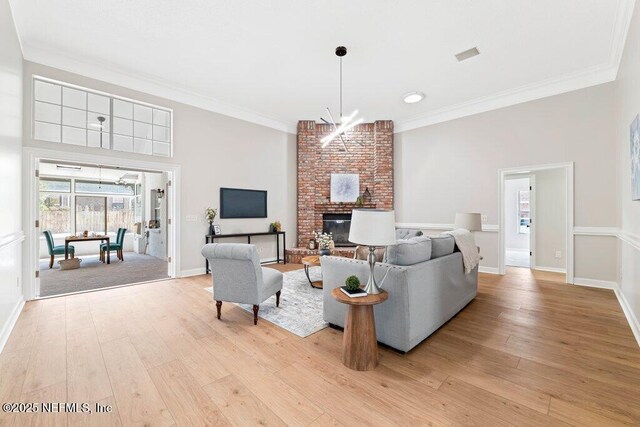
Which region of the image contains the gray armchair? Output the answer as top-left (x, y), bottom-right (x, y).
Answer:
top-left (201, 243), bottom-right (283, 325)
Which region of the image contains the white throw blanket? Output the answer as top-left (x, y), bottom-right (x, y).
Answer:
top-left (443, 229), bottom-right (480, 274)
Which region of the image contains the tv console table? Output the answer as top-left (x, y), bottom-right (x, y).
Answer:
top-left (205, 231), bottom-right (286, 274)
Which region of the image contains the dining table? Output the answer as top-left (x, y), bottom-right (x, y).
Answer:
top-left (65, 235), bottom-right (111, 264)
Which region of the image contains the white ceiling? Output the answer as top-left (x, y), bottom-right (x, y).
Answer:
top-left (9, 0), bottom-right (635, 133)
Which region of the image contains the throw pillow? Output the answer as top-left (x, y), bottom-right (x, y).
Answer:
top-left (430, 235), bottom-right (455, 259)
top-left (384, 236), bottom-right (432, 266)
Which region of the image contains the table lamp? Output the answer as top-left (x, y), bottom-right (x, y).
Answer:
top-left (454, 213), bottom-right (482, 232)
top-left (348, 209), bottom-right (397, 294)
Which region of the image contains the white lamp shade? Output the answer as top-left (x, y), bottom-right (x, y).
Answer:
top-left (349, 209), bottom-right (397, 246)
top-left (454, 213), bottom-right (482, 232)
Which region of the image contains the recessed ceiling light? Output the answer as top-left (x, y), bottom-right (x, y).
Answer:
top-left (403, 92), bottom-right (425, 104)
top-left (455, 47), bottom-right (480, 62)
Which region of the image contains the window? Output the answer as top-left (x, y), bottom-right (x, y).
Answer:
top-left (107, 197), bottom-right (136, 234)
top-left (33, 77), bottom-right (172, 157)
top-left (40, 177), bottom-right (137, 236)
top-left (39, 178), bottom-right (71, 234)
top-left (76, 196), bottom-right (106, 234)
top-left (518, 190), bottom-right (530, 234)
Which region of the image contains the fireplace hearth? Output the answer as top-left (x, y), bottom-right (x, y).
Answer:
top-left (323, 213), bottom-right (353, 247)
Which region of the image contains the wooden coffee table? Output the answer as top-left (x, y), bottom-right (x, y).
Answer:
top-left (331, 288), bottom-right (388, 371)
top-left (301, 255), bottom-right (323, 289)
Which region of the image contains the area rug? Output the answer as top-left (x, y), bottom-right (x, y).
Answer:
top-left (204, 266), bottom-right (328, 337)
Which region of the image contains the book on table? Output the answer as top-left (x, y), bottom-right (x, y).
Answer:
top-left (340, 286), bottom-right (368, 298)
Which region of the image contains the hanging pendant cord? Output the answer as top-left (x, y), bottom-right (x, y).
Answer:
top-left (339, 56), bottom-right (343, 121)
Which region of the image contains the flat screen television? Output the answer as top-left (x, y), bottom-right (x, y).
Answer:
top-left (220, 188), bottom-right (267, 218)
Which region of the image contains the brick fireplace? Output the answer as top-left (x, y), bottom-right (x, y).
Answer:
top-left (294, 119), bottom-right (394, 252)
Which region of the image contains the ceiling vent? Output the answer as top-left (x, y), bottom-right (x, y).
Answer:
top-left (455, 47), bottom-right (480, 62)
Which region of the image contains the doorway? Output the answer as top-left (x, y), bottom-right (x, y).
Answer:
top-left (24, 147), bottom-right (180, 300)
top-left (35, 160), bottom-right (173, 297)
top-left (504, 175), bottom-right (533, 268)
top-left (499, 163), bottom-right (573, 283)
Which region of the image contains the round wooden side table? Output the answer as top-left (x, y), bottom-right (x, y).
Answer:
top-left (301, 255), bottom-right (323, 289)
top-left (331, 288), bottom-right (388, 371)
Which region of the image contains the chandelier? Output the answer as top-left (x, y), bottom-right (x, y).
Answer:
top-left (320, 46), bottom-right (364, 152)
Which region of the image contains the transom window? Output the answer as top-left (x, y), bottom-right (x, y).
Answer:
top-left (32, 77), bottom-right (172, 157)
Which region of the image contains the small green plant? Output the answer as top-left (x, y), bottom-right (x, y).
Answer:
top-left (345, 275), bottom-right (361, 291)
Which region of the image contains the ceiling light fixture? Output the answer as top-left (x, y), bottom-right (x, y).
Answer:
top-left (320, 46), bottom-right (364, 152)
top-left (403, 92), bottom-right (425, 104)
top-left (56, 164), bottom-right (82, 171)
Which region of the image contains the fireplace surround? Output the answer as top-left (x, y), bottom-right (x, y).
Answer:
top-left (295, 120), bottom-right (394, 247)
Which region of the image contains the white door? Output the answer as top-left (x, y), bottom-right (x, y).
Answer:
top-left (505, 176), bottom-right (532, 268)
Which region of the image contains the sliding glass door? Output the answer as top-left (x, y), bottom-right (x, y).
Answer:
top-left (75, 196), bottom-right (106, 234)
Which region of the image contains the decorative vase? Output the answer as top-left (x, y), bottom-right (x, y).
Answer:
top-left (208, 223), bottom-right (215, 236)
top-left (362, 187), bottom-right (372, 204)
top-left (319, 248), bottom-right (331, 256)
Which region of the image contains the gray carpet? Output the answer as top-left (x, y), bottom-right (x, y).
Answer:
top-left (205, 266), bottom-right (328, 337)
top-left (39, 252), bottom-right (169, 297)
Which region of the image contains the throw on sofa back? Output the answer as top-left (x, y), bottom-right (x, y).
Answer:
top-left (395, 228), bottom-right (423, 240)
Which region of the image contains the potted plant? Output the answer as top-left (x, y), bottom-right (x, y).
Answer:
top-left (269, 220), bottom-right (282, 232)
top-left (205, 207), bottom-right (218, 235)
top-left (345, 275), bottom-right (361, 291)
top-left (314, 231), bottom-right (333, 256)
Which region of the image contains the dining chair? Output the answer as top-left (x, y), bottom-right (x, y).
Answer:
top-left (43, 230), bottom-right (75, 269)
top-left (100, 228), bottom-right (127, 262)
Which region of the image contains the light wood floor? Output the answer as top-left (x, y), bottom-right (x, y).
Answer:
top-left (1, 266), bottom-right (639, 426)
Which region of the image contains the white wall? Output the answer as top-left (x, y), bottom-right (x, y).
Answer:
top-left (533, 168), bottom-right (566, 271)
top-left (0, 0), bottom-right (24, 350)
top-left (395, 82), bottom-right (618, 280)
top-left (504, 177), bottom-right (529, 251)
top-left (613, 0), bottom-right (640, 339)
top-left (22, 61), bottom-right (297, 278)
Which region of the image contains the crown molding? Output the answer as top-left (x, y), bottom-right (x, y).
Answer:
top-left (396, 0), bottom-right (636, 134)
top-left (609, 0), bottom-right (637, 79)
top-left (395, 63), bottom-right (617, 133)
top-left (21, 43), bottom-right (296, 134)
top-left (16, 1), bottom-right (634, 136)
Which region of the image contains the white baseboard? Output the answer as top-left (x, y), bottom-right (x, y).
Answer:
top-left (479, 266), bottom-right (499, 274)
top-left (574, 278), bottom-right (639, 347)
top-left (573, 277), bottom-right (618, 289)
top-left (615, 287), bottom-right (640, 347)
top-left (0, 298), bottom-right (25, 354)
top-left (180, 267), bottom-right (206, 277)
top-left (534, 266), bottom-right (567, 274)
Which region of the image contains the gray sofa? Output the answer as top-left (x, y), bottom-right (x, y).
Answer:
top-left (321, 234), bottom-right (478, 352)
